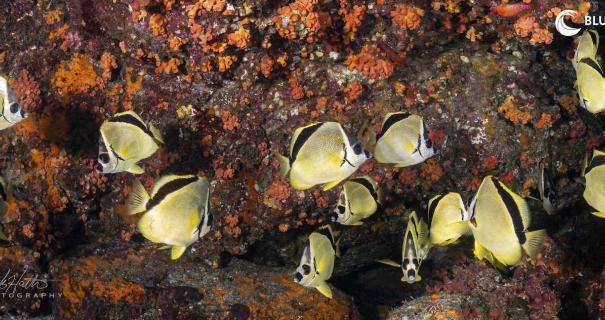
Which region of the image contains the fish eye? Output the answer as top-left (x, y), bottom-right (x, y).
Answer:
top-left (353, 143), bottom-right (362, 155)
top-left (9, 103), bottom-right (20, 114)
top-left (338, 205), bottom-right (345, 214)
top-left (402, 258), bottom-right (409, 266)
top-left (294, 272), bottom-right (303, 282)
top-left (302, 264), bottom-right (311, 275)
top-left (98, 153), bottom-right (110, 164)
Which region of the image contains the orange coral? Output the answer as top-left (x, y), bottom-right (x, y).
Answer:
top-left (218, 55), bottom-right (237, 72)
top-left (514, 15), bottom-right (552, 45)
top-left (149, 14), bottom-right (166, 36)
top-left (227, 28), bottom-right (251, 49)
top-left (420, 159), bottom-right (443, 182)
top-left (51, 54), bottom-right (100, 100)
top-left (221, 111), bottom-right (240, 130)
top-left (346, 45), bottom-right (394, 80)
top-left (431, 0), bottom-right (462, 13)
top-left (490, 3), bottom-right (530, 18)
top-left (259, 56), bottom-right (274, 78)
top-left (343, 81), bottom-right (362, 103)
top-left (273, 0), bottom-right (323, 43)
top-left (43, 9), bottom-right (62, 24)
top-left (202, 0), bottom-right (226, 12)
top-left (339, 3), bottom-right (366, 42)
top-left (481, 155), bottom-right (499, 170)
top-left (534, 112), bottom-right (555, 129)
top-left (529, 27), bottom-right (553, 45)
top-left (100, 52), bottom-right (117, 81)
top-left (265, 181), bottom-right (291, 202)
top-left (498, 97), bottom-right (532, 125)
top-left (390, 5), bottom-right (424, 30)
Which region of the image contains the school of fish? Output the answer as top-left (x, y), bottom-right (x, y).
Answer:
top-left (0, 29), bottom-right (603, 299)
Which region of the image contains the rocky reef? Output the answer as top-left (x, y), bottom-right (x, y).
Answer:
top-left (0, 0), bottom-right (604, 319)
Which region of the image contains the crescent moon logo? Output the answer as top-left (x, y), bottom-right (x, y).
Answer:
top-left (555, 10), bottom-right (581, 37)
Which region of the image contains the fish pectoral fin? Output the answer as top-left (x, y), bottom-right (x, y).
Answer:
top-left (473, 240), bottom-right (492, 261)
top-left (350, 221), bottom-right (364, 226)
top-left (170, 246), bottom-right (187, 260)
top-left (376, 259), bottom-right (401, 268)
top-left (159, 245), bottom-right (171, 250)
top-left (127, 164), bottom-right (145, 175)
top-left (394, 162), bottom-right (413, 168)
top-left (315, 282), bottom-right (333, 299)
top-left (522, 229), bottom-right (547, 259)
top-left (277, 153), bottom-right (291, 179)
top-left (322, 179), bottom-right (344, 191)
top-left (148, 122), bottom-right (164, 144)
top-left (415, 274), bottom-right (422, 282)
top-left (126, 180), bottom-right (149, 215)
top-left (525, 195), bottom-right (540, 201)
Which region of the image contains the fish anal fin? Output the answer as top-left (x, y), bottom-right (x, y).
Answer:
top-left (377, 259), bottom-right (401, 268)
top-left (592, 211), bottom-right (605, 218)
top-left (127, 164), bottom-right (145, 175)
top-left (126, 180), bottom-right (149, 215)
top-left (522, 229), bottom-right (547, 259)
top-left (350, 221), bottom-right (364, 226)
top-left (159, 245), bottom-right (171, 250)
top-left (171, 246), bottom-right (187, 260)
top-left (315, 282), bottom-right (333, 299)
top-left (322, 179), bottom-right (344, 191)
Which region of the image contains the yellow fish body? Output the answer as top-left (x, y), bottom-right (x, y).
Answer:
top-left (126, 174), bottom-right (212, 260)
top-left (467, 176), bottom-right (546, 268)
top-left (576, 58), bottom-right (605, 114)
top-left (279, 122), bottom-right (371, 191)
top-left (0, 76), bottom-right (27, 130)
top-left (573, 29), bottom-right (600, 71)
top-left (427, 192), bottom-right (471, 246)
top-left (294, 225), bottom-right (337, 298)
top-left (97, 111), bottom-right (163, 174)
top-left (331, 176), bottom-right (381, 226)
top-left (584, 149), bottom-right (605, 218)
top-left (374, 112), bottom-right (435, 168)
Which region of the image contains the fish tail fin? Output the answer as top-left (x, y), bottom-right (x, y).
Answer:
top-left (126, 180), bottom-right (149, 215)
top-left (171, 246), bottom-right (187, 260)
top-left (322, 179), bottom-right (344, 191)
top-left (315, 282), bottom-right (333, 299)
top-left (127, 164), bottom-right (145, 175)
top-left (148, 122), bottom-right (164, 144)
top-left (522, 229), bottom-right (547, 259)
top-left (592, 211), bottom-right (605, 218)
top-left (277, 153), bottom-right (290, 179)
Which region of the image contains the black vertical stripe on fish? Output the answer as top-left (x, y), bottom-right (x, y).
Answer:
top-left (197, 211), bottom-right (206, 238)
top-left (586, 155), bottom-right (605, 175)
top-left (109, 113), bottom-right (156, 141)
top-left (491, 177), bottom-right (526, 244)
top-left (377, 112), bottom-right (410, 141)
top-left (110, 144), bottom-right (125, 161)
top-left (580, 57), bottom-right (605, 77)
top-left (290, 123), bottom-right (323, 165)
top-left (146, 176), bottom-right (199, 210)
top-left (350, 178), bottom-right (378, 201)
top-left (588, 30), bottom-right (599, 48)
top-left (427, 195), bottom-right (444, 227)
top-left (317, 227), bottom-right (337, 250)
top-left (0, 182), bottom-right (6, 201)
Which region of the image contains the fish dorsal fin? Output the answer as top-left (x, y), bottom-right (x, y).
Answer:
top-left (586, 149), bottom-right (605, 175)
top-left (427, 194), bottom-right (444, 227)
top-left (126, 179), bottom-right (150, 215)
top-left (110, 111), bottom-right (159, 143)
top-left (289, 122), bottom-right (324, 163)
top-left (317, 225), bottom-right (337, 251)
top-left (580, 57), bottom-right (604, 77)
top-left (490, 177), bottom-right (530, 244)
top-left (377, 112), bottom-right (410, 141)
top-left (349, 176), bottom-right (378, 202)
top-left (147, 175), bottom-right (198, 210)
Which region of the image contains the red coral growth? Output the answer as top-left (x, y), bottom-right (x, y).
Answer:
top-left (481, 155), bottom-right (499, 170)
top-left (420, 159), bottom-right (443, 182)
top-left (390, 5), bottom-right (424, 30)
top-left (273, 0), bottom-right (323, 43)
top-left (428, 129), bottom-right (445, 147)
top-left (9, 70), bottom-right (41, 113)
top-left (346, 45), bottom-right (394, 80)
top-left (490, 3), bottom-right (531, 18)
top-left (265, 181), bottom-right (291, 202)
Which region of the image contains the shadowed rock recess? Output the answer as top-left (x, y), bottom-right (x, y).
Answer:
top-left (0, 0), bottom-right (605, 319)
